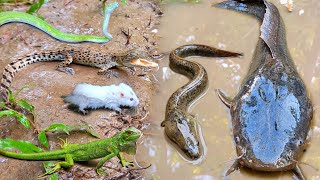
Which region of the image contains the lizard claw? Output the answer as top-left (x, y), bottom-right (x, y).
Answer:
top-left (56, 67), bottom-right (75, 75)
top-left (37, 163), bottom-right (61, 178)
top-left (97, 168), bottom-right (107, 176)
top-left (120, 158), bottom-right (134, 167)
top-left (123, 161), bottom-right (134, 167)
top-left (64, 68), bottom-right (75, 75)
top-left (98, 70), bottom-right (119, 78)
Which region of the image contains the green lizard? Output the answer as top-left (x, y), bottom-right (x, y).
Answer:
top-left (0, 127), bottom-right (142, 177)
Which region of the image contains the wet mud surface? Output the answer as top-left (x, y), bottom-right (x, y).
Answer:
top-left (0, 0), bottom-right (161, 179)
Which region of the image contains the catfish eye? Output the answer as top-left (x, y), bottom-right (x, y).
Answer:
top-left (120, 93), bottom-right (124, 97)
top-left (130, 98), bottom-right (134, 101)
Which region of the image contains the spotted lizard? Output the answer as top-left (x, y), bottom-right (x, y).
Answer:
top-left (0, 48), bottom-right (158, 102)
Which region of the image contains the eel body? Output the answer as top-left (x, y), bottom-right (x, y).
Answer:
top-left (161, 44), bottom-right (241, 159)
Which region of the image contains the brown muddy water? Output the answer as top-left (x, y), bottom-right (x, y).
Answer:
top-left (138, 0), bottom-right (320, 179)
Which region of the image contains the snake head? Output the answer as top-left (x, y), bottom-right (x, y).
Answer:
top-left (162, 110), bottom-right (201, 160)
top-left (118, 49), bottom-right (159, 68)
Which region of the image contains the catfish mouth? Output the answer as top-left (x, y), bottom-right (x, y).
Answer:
top-left (130, 58), bottom-right (159, 68)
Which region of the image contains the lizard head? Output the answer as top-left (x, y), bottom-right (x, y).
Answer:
top-left (118, 127), bottom-right (142, 155)
top-left (117, 49), bottom-right (159, 68)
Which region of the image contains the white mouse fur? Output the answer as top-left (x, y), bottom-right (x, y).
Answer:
top-left (64, 83), bottom-right (139, 113)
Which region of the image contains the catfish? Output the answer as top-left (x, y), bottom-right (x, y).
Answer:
top-left (214, 0), bottom-right (313, 179)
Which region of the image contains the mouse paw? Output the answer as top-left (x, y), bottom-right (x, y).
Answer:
top-left (79, 108), bottom-right (88, 115)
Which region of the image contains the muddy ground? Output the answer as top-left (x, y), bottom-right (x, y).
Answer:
top-left (0, 0), bottom-right (162, 179)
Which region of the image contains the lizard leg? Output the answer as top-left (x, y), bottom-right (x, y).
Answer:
top-left (125, 67), bottom-right (136, 75)
top-left (56, 52), bottom-right (75, 75)
top-left (38, 154), bottom-right (74, 178)
top-left (97, 62), bottom-right (119, 78)
top-left (96, 145), bottom-right (120, 175)
top-left (57, 137), bottom-right (70, 149)
top-left (118, 153), bottom-right (134, 167)
top-left (96, 152), bottom-right (118, 175)
top-left (215, 89), bottom-right (232, 108)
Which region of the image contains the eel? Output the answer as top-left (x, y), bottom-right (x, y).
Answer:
top-left (0, 2), bottom-right (118, 43)
top-left (214, 0), bottom-right (313, 179)
top-left (161, 44), bottom-right (241, 159)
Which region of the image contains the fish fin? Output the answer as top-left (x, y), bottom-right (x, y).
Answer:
top-left (293, 165), bottom-right (306, 180)
top-left (215, 89), bottom-right (232, 108)
top-left (225, 159), bottom-right (239, 176)
top-left (213, 0), bottom-right (266, 21)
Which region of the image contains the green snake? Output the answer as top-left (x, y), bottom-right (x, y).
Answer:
top-left (0, 2), bottom-right (118, 43)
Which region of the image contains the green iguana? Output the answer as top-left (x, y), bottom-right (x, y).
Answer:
top-left (0, 127), bottom-right (142, 177)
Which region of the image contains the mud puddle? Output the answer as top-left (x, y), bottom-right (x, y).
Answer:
top-left (139, 0), bottom-right (320, 179)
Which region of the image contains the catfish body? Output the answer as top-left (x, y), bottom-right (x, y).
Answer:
top-left (215, 0), bottom-right (313, 178)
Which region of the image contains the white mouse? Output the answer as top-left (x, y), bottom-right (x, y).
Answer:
top-left (64, 83), bottom-right (139, 114)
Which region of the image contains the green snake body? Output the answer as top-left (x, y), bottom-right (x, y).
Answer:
top-left (0, 2), bottom-right (118, 43)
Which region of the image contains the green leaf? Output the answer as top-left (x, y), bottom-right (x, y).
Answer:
top-left (0, 101), bottom-right (5, 107)
top-left (16, 113), bottom-right (31, 129)
top-left (86, 127), bottom-right (100, 138)
top-left (121, 0), bottom-right (127, 5)
top-left (16, 99), bottom-right (34, 113)
top-left (48, 173), bottom-right (58, 180)
top-left (26, 0), bottom-right (45, 14)
top-left (0, 138), bottom-right (43, 153)
top-left (0, 109), bottom-right (17, 117)
top-left (38, 130), bottom-right (49, 149)
top-left (0, 7), bottom-right (3, 12)
top-left (44, 123), bottom-right (100, 138)
top-left (8, 89), bottom-right (15, 104)
top-left (45, 123), bottom-right (70, 134)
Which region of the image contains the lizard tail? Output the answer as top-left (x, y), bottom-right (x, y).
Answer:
top-left (0, 149), bottom-right (65, 160)
top-left (1, 51), bottom-right (66, 102)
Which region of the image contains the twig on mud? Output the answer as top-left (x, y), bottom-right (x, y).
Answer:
top-left (64, 0), bottom-right (75, 6)
top-left (142, 35), bottom-right (149, 42)
top-left (145, 15), bottom-right (152, 28)
top-left (121, 28), bottom-right (132, 46)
